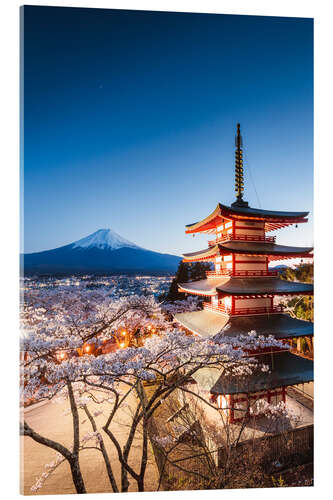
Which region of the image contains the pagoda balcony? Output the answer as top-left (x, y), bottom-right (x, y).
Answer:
top-left (206, 269), bottom-right (278, 278)
top-left (208, 234), bottom-right (276, 246)
top-left (203, 302), bottom-right (284, 316)
top-left (203, 302), bottom-right (231, 314)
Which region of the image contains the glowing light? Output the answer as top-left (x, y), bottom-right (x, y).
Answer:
top-left (84, 345), bottom-right (91, 353)
top-left (121, 331), bottom-right (126, 336)
top-left (119, 342), bottom-right (126, 348)
top-left (224, 297), bottom-right (232, 307)
top-left (217, 395), bottom-right (228, 409)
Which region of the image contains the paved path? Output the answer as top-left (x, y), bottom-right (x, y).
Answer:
top-left (21, 388), bottom-right (159, 495)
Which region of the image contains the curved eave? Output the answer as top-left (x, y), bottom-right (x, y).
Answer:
top-left (218, 242), bottom-right (313, 258)
top-left (179, 277), bottom-right (229, 296)
top-left (185, 203), bottom-right (309, 234)
top-left (183, 245), bottom-right (219, 262)
top-left (174, 309), bottom-right (229, 337)
top-left (218, 313), bottom-right (313, 340)
top-left (185, 205), bottom-right (224, 234)
top-left (216, 277), bottom-right (314, 296)
top-left (219, 203), bottom-right (309, 222)
top-left (182, 242), bottom-right (313, 263)
top-left (174, 310), bottom-right (313, 340)
top-left (209, 351), bottom-right (313, 395)
top-left (178, 277), bottom-right (313, 297)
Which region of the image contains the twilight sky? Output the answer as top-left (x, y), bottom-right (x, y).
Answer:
top-left (22, 6), bottom-right (313, 256)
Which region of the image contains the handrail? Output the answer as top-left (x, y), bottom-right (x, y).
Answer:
top-left (203, 302), bottom-right (284, 316)
top-left (208, 234), bottom-right (276, 246)
top-left (206, 269), bottom-right (278, 278)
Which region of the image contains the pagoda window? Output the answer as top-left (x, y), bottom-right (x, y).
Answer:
top-left (217, 395), bottom-right (228, 410)
top-left (234, 297), bottom-right (271, 313)
top-left (225, 222), bottom-right (233, 229)
top-left (224, 255), bottom-right (232, 262)
top-left (224, 296), bottom-right (232, 308)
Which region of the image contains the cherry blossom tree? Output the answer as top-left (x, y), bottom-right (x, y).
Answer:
top-left (21, 285), bottom-right (287, 494)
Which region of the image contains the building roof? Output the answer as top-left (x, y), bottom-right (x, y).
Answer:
top-left (175, 309), bottom-right (230, 337)
top-left (192, 351), bottom-right (314, 395)
top-left (179, 277), bottom-right (230, 296)
top-left (174, 310), bottom-right (313, 339)
top-left (182, 242), bottom-right (313, 262)
top-left (185, 203), bottom-right (309, 234)
top-left (216, 277), bottom-right (313, 296)
top-left (179, 276), bottom-right (313, 296)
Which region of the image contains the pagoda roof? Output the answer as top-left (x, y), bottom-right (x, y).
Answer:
top-left (192, 351), bottom-right (313, 395)
top-left (216, 277), bottom-right (313, 296)
top-left (179, 277), bottom-right (229, 296)
top-left (179, 276), bottom-right (313, 296)
top-left (185, 203), bottom-right (309, 234)
top-left (174, 310), bottom-right (313, 339)
top-left (182, 242), bottom-right (313, 262)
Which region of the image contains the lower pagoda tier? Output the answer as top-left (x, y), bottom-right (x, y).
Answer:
top-left (183, 241), bottom-right (313, 262)
top-left (174, 310), bottom-right (313, 339)
top-left (179, 276), bottom-right (314, 297)
top-left (191, 351), bottom-right (314, 423)
top-left (192, 351), bottom-right (313, 396)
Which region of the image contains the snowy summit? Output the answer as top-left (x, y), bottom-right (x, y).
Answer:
top-left (72, 229), bottom-right (141, 251)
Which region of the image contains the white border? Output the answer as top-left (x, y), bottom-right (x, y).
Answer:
top-left (1, 1), bottom-right (333, 499)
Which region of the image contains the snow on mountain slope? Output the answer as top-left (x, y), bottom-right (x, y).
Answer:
top-left (72, 229), bottom-right (142, 251)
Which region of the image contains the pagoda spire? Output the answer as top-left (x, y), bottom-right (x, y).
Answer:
top-left (232, 123), bottom-right (248, 207)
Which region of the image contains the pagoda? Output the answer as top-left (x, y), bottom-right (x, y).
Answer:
top-left (174, 124), bottom-right (314, 423)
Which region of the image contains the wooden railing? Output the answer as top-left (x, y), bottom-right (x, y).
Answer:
top-left (203, 302), bottom-right (231, 314)
top-left (208, 234), bottom-right (276, 246)
top-left (206, 269), bottom-right (278, 278)
top-left (203, 302), bottom-right (284, 316)
top-left (232, 305), bottom-right (284, 316)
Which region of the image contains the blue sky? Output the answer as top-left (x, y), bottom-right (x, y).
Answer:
top-left (22, 6), bottom-right (313, 255)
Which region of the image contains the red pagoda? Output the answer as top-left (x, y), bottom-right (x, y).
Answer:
top-left (174, 124), bottom-right (314, 423)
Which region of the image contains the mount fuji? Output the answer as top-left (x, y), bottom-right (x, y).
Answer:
top-left (22, 229), bottom-right (181, 275)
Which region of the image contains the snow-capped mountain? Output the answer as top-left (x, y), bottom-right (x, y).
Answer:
top-left (72, 229), bottom-right (141, 251)
top-left (22, 229), bottom-right (181, 275)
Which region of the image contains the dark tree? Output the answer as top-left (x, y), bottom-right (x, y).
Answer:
top-left (163, 261), bottom-right (212, 302)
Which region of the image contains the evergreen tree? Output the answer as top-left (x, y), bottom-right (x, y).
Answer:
top-left (281, 263), bottom-right (314, 322)
top-left (162, 261), bottom-right (212, 302)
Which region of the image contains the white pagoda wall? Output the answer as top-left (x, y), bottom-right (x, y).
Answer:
top-left (234, 255), bottom-right (267, 272)
top-left (234, 297), bottom-right (271, 310)
top-left (234, 220), bottom-right (265, 237)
